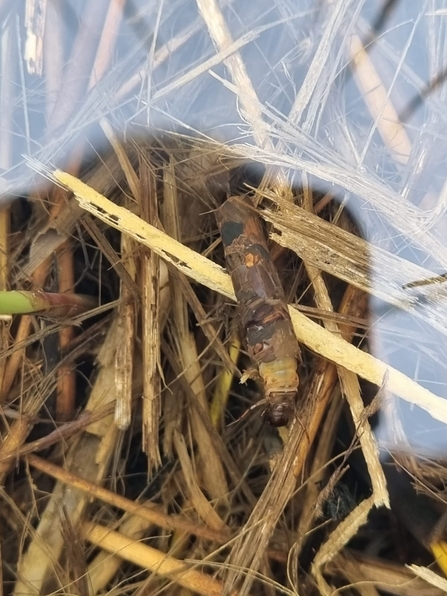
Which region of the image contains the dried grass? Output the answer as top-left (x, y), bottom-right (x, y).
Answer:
top-left (2, 2), bottom-right (447, 596)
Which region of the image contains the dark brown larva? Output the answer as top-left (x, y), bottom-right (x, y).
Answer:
top-left (215, 195), bottom-right (301, 426)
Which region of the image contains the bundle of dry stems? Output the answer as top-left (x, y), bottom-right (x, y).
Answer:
top-left (2, 1), bottom-right (447, 595)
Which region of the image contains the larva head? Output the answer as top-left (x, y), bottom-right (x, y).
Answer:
top-left (266, 402), bottom-right (294, 427)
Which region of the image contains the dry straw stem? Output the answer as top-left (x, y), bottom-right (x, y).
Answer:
top-left (100, 125), bottom-right (163, 457)
top-left (12, 318), bottom-right (122, 595)
top-left (26, 454), bottom-right (229, 544)
top-left (210, 332), bottom-right (241, 426)
top-left (172, 267), bottom-right (239, 378)
top-left (173, 315), bottom-right (229, 502)
top-left (173, 431), bottom-right (228, 531)
top-left (349, 34), bottom-right (412, 164)
top-left (88, 0), bottom-right (126, 87)
top-left (288, 305), bottom-right (447, 424)
top-left (114, 15), bottom-right (201, 101)
top-left (86, 510), bottom-right (153, 594)
top-left (338, 372), bottom-right (388, 508)
top-left (262, 194), bottom-right (447, 338)
top-left (45, 169), bottom-right (234, 299)
top-left (160, 332), bottom-right (256, 508)
top-left (286, 0), bottom-right (354, 131)
top-left (301, 176), bottom-right (388, 509)
top-left (0, 216), bottom-right (9, 395)
top-left (196, 0), bottom-right (291, 196)
top-left (140, 156), bottom-right (162, 467)
top-left (312, 495), bottom-right (376, 596)
top-left (0, 315), bottom-right (32, 401)
top-left (48, 168), bottom-right (447, 428)
top-left (0, 413), bottom-right (33, 484)
top-left (195, 0), bottom-right (269, 149)
top-left (82, 521), bottom-right (236, 596)
top-left (112, 0), bottom-right (275, 104)
top-left (408, 565), bottom-right (447, 591)
top-left (113, 233), bottom-right (136, 431)
top-left (100, 118), bottom-right (140, 200)
top-left (149, 28), bottom-right (262, 107)
top-left (46, 0), bottom-right (110, 134)
top-left (0, 357), bottom-right (60, 484)
top-left (328, 550), bottom-right (444, 596)
top-left (240, 145), bottom-right (447, 273)
top-left (260, 0), bottom-right (352, 198)
top-left (293, 386), bottom-right (345, 557)
top-left (20, 149), bottom-right (134, 285)
top-left (162, 159), bottom-right (228, 501)
top-left (54, 246), bottom-right (77, 420)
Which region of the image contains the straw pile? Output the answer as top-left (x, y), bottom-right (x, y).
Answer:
top-left (1, 1), bottom-right (447, 595)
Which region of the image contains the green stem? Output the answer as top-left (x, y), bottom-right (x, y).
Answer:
top-left (0, 291), bottom-right (96, 317)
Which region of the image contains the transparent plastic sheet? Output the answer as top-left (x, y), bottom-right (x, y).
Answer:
top-left (18, 0), bottom-right (444, 456)
top-left (2, 0), bottom-right (447, 594)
